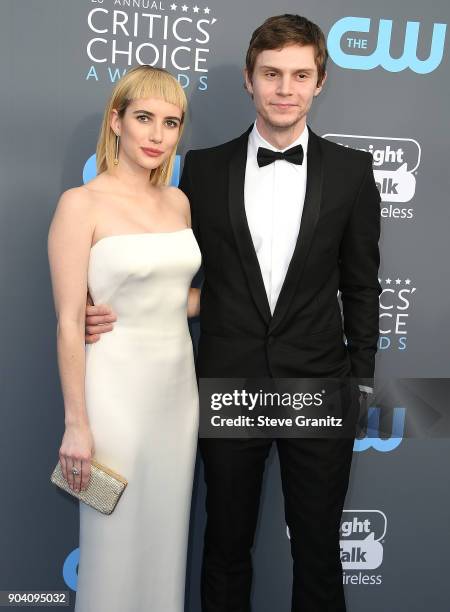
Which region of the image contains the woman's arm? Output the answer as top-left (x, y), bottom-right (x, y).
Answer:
top-left (48, 188), bottom-right (95, 493)
top-left (187, 287), bottom-right (201, 318)
top-left (164, 186), bottom-right (202, 319)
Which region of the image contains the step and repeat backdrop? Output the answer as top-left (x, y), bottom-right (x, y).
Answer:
top-left (1, 0), bottom-right (449, 610)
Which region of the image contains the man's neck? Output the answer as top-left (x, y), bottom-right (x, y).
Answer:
top-left (255, 116), bottom-right (307, 150)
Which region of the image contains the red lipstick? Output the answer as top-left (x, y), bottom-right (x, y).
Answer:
top-left (141, 147), bottom-right (164, 157)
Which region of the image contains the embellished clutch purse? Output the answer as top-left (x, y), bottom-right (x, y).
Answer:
top-left (50, 458), bottom-right (128, 515)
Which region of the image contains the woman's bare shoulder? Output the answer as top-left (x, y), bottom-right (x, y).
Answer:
top-left (161, 186), bottom-right (191, 221)
top-left (49, 186), bottom-right (95, 246)
top-left (53, 178), bottom-right (110, 230)
top-left (58, 174), bottom-right (115, 211)
top-left (55, 185), bottom-right (92, 213)
top-left (79, 173), bottom-right (115, 198)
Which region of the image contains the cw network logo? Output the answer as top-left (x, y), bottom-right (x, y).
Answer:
top-left (82, 154), bottom-right (181, 185)
top-left (340, 510), bottom-right (386, 580)
top-left (328, 17), bottom-right (447, 74)
top-left (353, 407), bottom-right (406, 452)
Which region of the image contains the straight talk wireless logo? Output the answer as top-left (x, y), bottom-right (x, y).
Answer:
top-left (340, 510), bottom-right (386, 585)
top-left (287, 509), bottom-right (385, 585)
top-left (323, 134), bottom-right (421, 219)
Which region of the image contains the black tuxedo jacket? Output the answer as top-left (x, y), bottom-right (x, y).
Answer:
top-left (179, 126), bottom-right (381, 384)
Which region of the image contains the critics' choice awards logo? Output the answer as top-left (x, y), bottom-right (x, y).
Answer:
top-left (86, 0), bottom-right (218, 89)
top-left (323, 134), bottom-right (421, 220)
top-left (378, 276), bottom-right (417, 351)
top-left (340, 510), bottom-right (386, 585)
top-left (327, 17), bottom-right (447, 74)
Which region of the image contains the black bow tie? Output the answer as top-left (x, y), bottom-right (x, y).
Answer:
top-left (257, 144), bottom-right (304, 168)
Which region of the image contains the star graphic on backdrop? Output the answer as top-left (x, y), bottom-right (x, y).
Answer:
top-left (170, 3), bottom-right (177, 9)
top-left (182, 4), bottom-right (188, 11)
top-left (204, 6), bottom-right (210, 13)
top-left (405, 279), bottom-right (411, 285)
top-left (193, 5), bottom-right (199, 12)
top-left (385, 278), bottom-right (392, 284)
top-left (395, 278), bottom-right (401, 285)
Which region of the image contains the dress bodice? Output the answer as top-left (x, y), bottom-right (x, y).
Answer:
top-left (87, 229), bottom-right (201, 337)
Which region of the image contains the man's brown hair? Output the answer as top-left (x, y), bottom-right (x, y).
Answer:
top-left (245, 14), bottom-right (328, 86)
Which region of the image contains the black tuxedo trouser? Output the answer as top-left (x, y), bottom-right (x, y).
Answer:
top-left (199, 435), bottom-right (354, 612)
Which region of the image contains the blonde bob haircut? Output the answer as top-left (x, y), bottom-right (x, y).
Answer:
top-left (96, 65), bottom-right (187, 186)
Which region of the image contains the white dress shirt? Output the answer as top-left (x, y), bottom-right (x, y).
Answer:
top-left (244, 121), bottom-right (372, 395)
top-left (244, 121), bottom-right (308, 315)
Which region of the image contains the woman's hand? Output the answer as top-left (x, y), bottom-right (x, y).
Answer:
top-left (59, 422), bottom-right (95, 493)
top-left (85, 302), bottom-right (117, 344)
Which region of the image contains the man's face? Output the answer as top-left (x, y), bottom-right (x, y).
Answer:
top-left (244, 44), bottom-right (325, 133)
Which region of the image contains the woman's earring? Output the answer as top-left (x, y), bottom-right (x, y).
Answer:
top-left (114, 134), bottom-right (120, 165)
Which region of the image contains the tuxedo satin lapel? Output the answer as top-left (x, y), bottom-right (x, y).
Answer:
top-left (268, 128), bottom-right (324, 335)
top-left (228, 129), bottom-right (271, 325)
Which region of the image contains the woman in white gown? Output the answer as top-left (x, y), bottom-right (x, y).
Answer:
top-left (48, 66), bottom-right (201, 612)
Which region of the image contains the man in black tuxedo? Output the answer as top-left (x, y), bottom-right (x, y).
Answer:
top-left (86, 14), bottom-right (381, 612)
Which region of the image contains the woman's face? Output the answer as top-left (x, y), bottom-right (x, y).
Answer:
top-left (110, 97), bottom-right (183, 171)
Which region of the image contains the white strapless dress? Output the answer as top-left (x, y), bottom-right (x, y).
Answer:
top-left (74, 229), bottom-right (202, 612)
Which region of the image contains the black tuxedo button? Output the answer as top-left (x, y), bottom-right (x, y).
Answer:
top-left (266, 335), bottom-right (274, 346)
